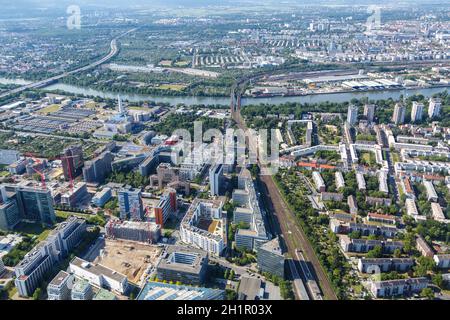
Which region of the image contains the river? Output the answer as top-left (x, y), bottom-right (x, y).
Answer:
top-left (0, 77), bottom-right (448, 106)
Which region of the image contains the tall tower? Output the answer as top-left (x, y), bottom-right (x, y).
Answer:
top-left (428, 98), bottom-right (441, 119)
top-left (118, 95), bottom-right (125, 115)
top-left (392, 103), bottom-right (405, 125)
top-left (347, 105), bottom-right (358, 125)
top-left (411, 102), bottom-right (424, 123)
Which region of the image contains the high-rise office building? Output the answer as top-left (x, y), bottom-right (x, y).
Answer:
top-left (209, 164), bottom-right (223, 196)
top-left (364, 104), bottom-right (376, 123)
top-left (0, 188), bottom-right (20, 231)
top-left (82, 151), bottom-right (113, 184)
top-left (257, 237), bottom-right (285, 278)
top-left (428, 98), bottom-right (441, 119)
top-left (61, 145), bottom-right (84, 182)
top-left (392, 103), bottom-right (406, 125)
top-left (346, 105), bottom-right (358, 125)
top-left (14, 185), bottom-right (55, 225)
top-left (411, 102), bottom-right (424, 123)
top-left (47, 271), bottom-right (72, 300)
top-left (118, 186), bottom-right (144, 221)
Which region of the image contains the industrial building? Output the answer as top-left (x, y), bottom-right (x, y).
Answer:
top-left (155, 245), bottom-right (209, 285)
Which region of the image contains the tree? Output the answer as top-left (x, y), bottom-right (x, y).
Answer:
top-left (420, 288), bottom-right (434, 300)
top-left (432, 273), bottom-right (444, 289)
top-left (32, 288), bottom-right (42, 300)
top-left (366, 245), bottom-right (383, 258)
top-left (393, 248), bottom-right (402, 258)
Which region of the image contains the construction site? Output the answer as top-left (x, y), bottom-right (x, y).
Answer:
top-left (94, 239), bottom-right (163, 286)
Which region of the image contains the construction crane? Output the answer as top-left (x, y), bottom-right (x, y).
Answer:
top-left (24, 152), bottom-right (46, 189)
top-left (59, 154), bottom-right (81, 191)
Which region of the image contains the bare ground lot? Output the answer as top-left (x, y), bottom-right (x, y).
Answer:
top-left (94, 239), bottom-right (162, 285)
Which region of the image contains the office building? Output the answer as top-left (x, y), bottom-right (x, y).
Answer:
top-left (0, 257), bottom-right (5, 275)
top-left (156, 245), bottom-right (208, 285)
top-left (180, 198), bottom-right (225, 256)
top-left (209, 164), bottom-right (224, 196)
top-left (61, 182), bottom-right (88, 208)
top-left (91, 187), bottom-right (112, 207)
top-left (69, 257), bottom-right (128, 295)
top-left (347, 105), bottom-right (358, 125)
top-left (392, 103), bottom-right (406, 125)
top-left (82, 151), bottom-right (113, 184)
top-left (154, 189), bottom-right (177, 227)
top-left (118, 186), bottom-right (144, 221)
top-left (0, 192), bottom-right (20, 231)
top-left (14, 185), bottom-right (56, 225)
top-left (364, 104), bottom-right (376, 123)
top-left (47, 271), bottom-right (72, 300)
top-left (411, 102), bottom-right (424, 123)
top-left (71, 278), bottom-right (94, 300)
top-left (15, 216), bottom-right (86, 297)
top-left (93, 288), bottom-right (117, 300)
top-left (105, 220), bottom-right (161, 243)
top-left (428, 98), bottom-right (441, 119)
top-left (257, 237), bottom-right (285, 278)
top-left (138, 281), bottom-right (224, 300)
top-left (61, 145), bottom-right (84, 181)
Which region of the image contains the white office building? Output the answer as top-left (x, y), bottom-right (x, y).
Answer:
top-left (209, 164), bottom-right (223, 196)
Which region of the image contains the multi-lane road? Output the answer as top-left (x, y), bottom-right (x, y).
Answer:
top-left (0, 28), bottom-right (136, 100)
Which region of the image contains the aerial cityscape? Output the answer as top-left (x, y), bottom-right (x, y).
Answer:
top-left (0, 0), bottom-right (450, 306)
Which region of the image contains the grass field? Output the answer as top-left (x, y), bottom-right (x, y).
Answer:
top-left (37, 104), bottom-right (61, 114)
top-left (158, 84), bottom-right (187, 91)
top-left (13, 221), bottom-right (51, 241)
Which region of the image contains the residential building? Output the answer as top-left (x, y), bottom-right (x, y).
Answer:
top-left (416, 235), bottom-right (434, 258)
top-left (366, 196), bottom-right (392, 207)
top-left (378, 170), bottom-right (389, 194)
top-left (370, 277), bottom-right (428, 298)
top-left (423, 180), bottom-right (438, 202)
top-left (356, 172), bottom-right (366, 191)
top-left (405, 198), bottom-right (419, 218)
top-left (257, 237), bottom-right (285, 278)
top-left (154, 188), bottom-right (177, 227)
top-left (312, 171), bottom-right (326, 192)
top-left (320, 192), bottom-right (343, 202)
top-left (118, 186), bottom-right (144, 221)
top-left (434, 254), bottom-right (450, 269)
top-left (155, 245), bottom-right (208, 285)
top-left (347, 195), bottom-right (358, 215)
top-left (431, 203), bottom-right (446, 222)
top-left (358, 258), bottom-right (414, 273)
top-left (69, 257), bottom-right (128, 294)
top-left (364, 104), bottom-right (376, 123)
top-left (347, 105), bottom-right (358, 125)
top-left (367, 213), bottom-right (397, 225)
top-left (0, 257), bottom-right (5, 275)
top-left (335, 171), bottom-right (345, 189)
top-left (339, 235), bottom-right (403, 253)
top-left (428, 98), bottom-right (441, 119)
top-left (392, 103), bottom-right (406, 125)
top-left (93, 288), bottom-right (117, 300)
top-left (61, 182), bottom-right (88, 208)
top-left (137, 281), bottom-right (224, 300)
top-left (209, 164), bottom-right (224, 196)
top-left (180, 198), bottom-right (225, 256)
top-left (47, 271), bottom-right (72, 300)
top-left (411, 102), bottom-right (424, 123)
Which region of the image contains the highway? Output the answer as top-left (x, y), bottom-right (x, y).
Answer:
top-left (0, 28), bottom-right (137, 100)
top-left (231, 86), bottom-right (337, 300)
